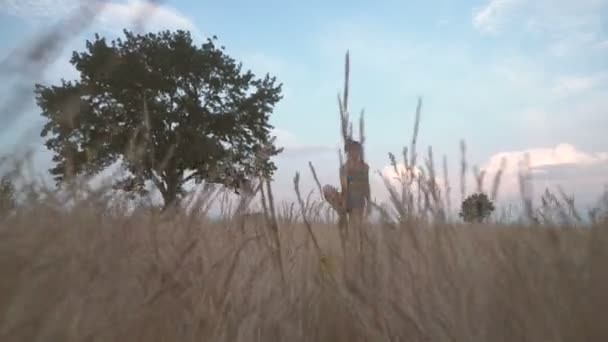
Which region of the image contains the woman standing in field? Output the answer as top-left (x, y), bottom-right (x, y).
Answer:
top-left (324, 140), bottom-right (371, 224)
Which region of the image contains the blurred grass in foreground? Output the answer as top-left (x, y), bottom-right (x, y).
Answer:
top-left (0, 179), bottom-right (607, 341)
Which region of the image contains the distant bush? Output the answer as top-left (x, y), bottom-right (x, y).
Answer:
top-left (459, 192), bottom-right (495, 223)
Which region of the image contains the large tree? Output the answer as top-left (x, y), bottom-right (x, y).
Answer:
top-left (35, 30), bottom-right (283, 207)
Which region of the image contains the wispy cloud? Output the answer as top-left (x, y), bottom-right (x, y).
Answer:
top-left (492, 62), bottom-right (545, 90)
top-left (474, 0), bottom-right (608, 33)
top-left (1, 0), bottom-right (80, 21)
top-left (514, 89), bottom-right (608, 147)
top-left (596, 40), bottom-right (608, 50)
top-left (552, 74), bottom-right (607, 95)
top-left (548, 32), bottom-right (598, 57)
top-left (1, 0), bottom-right (198, 35)
top-left (472, 0), bottom-right (608, 55)
top-left (472, 0), bottom-right (521, 34)
top-left (272, 128), bottom-right (335, 158)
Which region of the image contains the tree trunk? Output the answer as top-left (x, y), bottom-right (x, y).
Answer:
top-left (161, 169), bottom-right (181, 211)
top-left (161, 187), bottom-right (178, 211)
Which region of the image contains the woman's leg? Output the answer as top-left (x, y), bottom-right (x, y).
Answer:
top-left (347, 195), bottom-right (367, 225)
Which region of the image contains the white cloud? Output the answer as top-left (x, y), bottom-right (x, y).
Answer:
top-left (553, 77), bottom-right (595, 93)
top-left (596, 40), bottom-right (608, 50)
top-left (548, 32), bottom-right (598, 57)
top-left (492, 62), bottom-right (544, 90)
top-left (481, 144), bottom-right (608, 203)
top-left (317, 22), bottom-right (431, 76)
top-left (0, 0), bottom-right (198, 35)
top-left (377, 162), bottom-right (449, 204)
top-left (473, 0), bottom-right (608, 33)
top-left (518, 107), bottom-right (549, 128)
top-left (98, 0), bottom-right (198, 34)
top-left (380, 163), bottom-right (425, 185)
top-left (272, 128), bottom-right (335, 157)
top-left (490, 61), bottom-right (608, 132)
top-left (484, 144), bottom-right (606, 171)
top-left (472, 0), bottom-right (522, 34)
top-left (550, 72), bottom-right (608, 96)
top-left (472, 0), bottom-right (608, 54)
top-left (238, 52), bottom-right (304, 103)
top-left (517, 89), bottom-right (608, 138)
top-left (272, 128), bottom-right (298, 147)
top-left (242, 53), bottom-right (290, 78)
top-left (0, 0), bottom-right (80, 20)
top-left (1, 0), bottom-right (202, 96)
top-left (374, 144), bottom-right (608, 209)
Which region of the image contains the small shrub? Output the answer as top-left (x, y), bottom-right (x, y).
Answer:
top-left (459, 192), bottom-right (495, 223)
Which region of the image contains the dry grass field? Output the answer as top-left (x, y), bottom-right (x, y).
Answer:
top-left (1, 187), bottom-right (607, 341)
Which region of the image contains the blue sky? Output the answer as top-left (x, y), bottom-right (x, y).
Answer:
top-left (1, 0), bottom-right (607, 208)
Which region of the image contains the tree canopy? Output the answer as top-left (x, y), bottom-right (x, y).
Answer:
top-left (35, 30), bottom-right (283, 208)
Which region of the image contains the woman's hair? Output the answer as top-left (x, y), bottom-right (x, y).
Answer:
top-left (345, 139), bottom-right (362, 155)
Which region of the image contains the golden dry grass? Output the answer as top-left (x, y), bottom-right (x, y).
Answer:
top-left (1, 196), bottom-right (607, 342)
